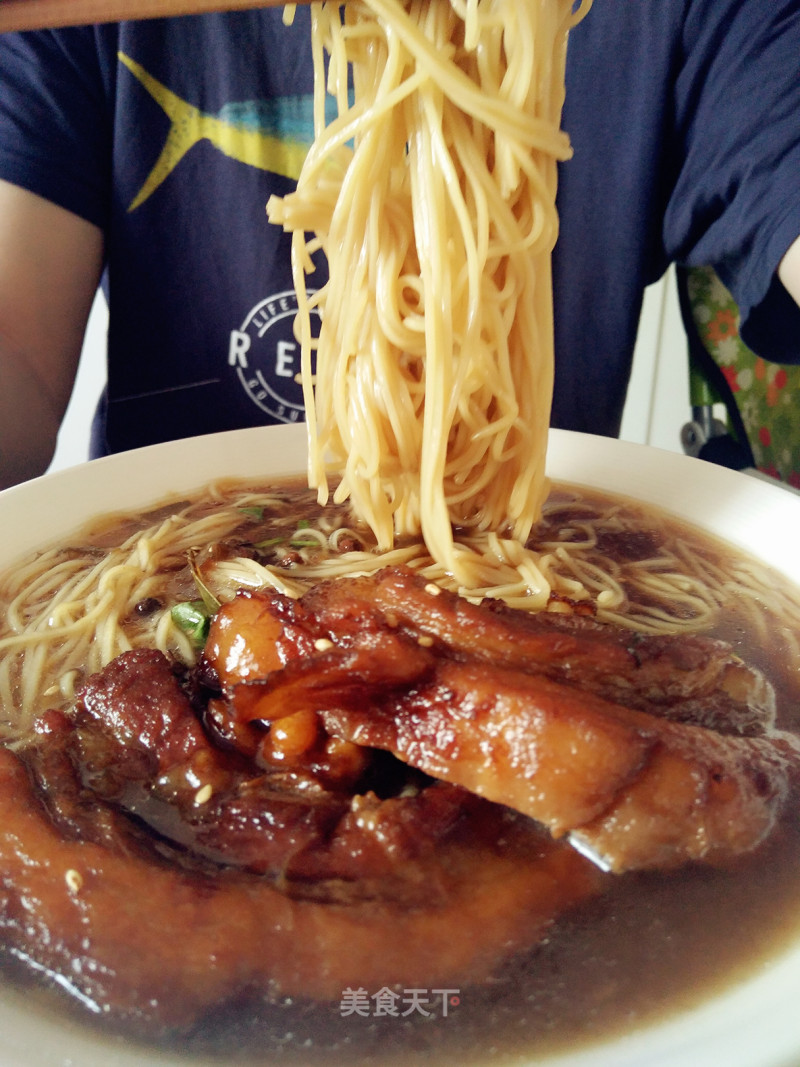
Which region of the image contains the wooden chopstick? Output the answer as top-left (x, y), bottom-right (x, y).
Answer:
top-left (0, 0), bottom-right (297, 33)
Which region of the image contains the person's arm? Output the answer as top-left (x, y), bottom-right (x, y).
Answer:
top-left (0, 179), bottom-right (103, 489)
top-left (778, 233), bottom-right (800, 310)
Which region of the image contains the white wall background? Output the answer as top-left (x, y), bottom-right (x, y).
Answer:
top-left (620, 265), bottom-right (688, 453)
top-left (47, 268), bottom-right (690, 476)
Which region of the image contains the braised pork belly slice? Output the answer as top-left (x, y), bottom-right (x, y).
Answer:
top-left (317, 659), bottom-right (799, 873)
top-left (211, 567), bottom-right (798, 874)
top-left (56, 648), bottom-right (509, 900)
top-left (207, 566), bottom-right (776, 735)
top-left (0, 744), bottom-right (600, 1032)
top-left (0, 647), bottom-right (601, 1031)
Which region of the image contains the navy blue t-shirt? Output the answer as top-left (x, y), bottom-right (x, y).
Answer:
top-left (0, 0), bottom-right (799, 455)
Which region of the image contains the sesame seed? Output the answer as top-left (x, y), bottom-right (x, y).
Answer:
top-left (65, 869), bottom-right (83, 893)
top-left (417, 635), bottom-right (434, 647)
top-left (314, 638), bottom-right (334, 652)
top-left (424, 583), bottom-right (442, 597)
top-left (194, 783), bottom-right (214, 806)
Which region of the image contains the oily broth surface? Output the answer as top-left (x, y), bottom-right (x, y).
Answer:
top-left (1, 476), bottom-right (800, 1065)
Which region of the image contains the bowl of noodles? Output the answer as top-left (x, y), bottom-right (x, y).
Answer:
top-left (2, 0), bottom-right (796, 1061)
top-left (0, 422), bottom-right (799, 1067)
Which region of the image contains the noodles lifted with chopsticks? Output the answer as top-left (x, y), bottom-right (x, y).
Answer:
top-left (268, 0), bottom-right (592, 593)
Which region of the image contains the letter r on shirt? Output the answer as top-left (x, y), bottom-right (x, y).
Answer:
top-left (229, 330), bottom-right (251, 368)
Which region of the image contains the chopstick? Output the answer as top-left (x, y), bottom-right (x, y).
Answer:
top-left (0, 0), bottom-right (302, 33)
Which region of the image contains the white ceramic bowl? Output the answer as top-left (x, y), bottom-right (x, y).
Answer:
top-left (0, 424), bottom-right (799, 1067)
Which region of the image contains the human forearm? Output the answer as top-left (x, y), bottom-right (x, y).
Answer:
top-left (0, 335), bottom-right (67, 488)
top-left (0, 181), bottom-right (103, 489)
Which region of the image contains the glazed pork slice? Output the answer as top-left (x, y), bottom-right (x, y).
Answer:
top-left (207, 566), bottom-right (776, 735)
top-left (0, 653), bottom-right (605, 1028)
top-left (1, 752), bottom-right (602, 1028)
top-left (63, 647), bottom-right (509, 899)
top-left (316, 658), bottom-right (800, 873)
top-left (213, 570), bottom-right (798, 874)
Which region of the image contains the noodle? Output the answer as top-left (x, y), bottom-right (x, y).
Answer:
top-left (0, 500), bottom-right (248, 739)
top-left (267, 0), bottom-right (591, 592)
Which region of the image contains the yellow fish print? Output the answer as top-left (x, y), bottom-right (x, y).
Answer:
top-left (119, 52), bottom-right (316, 211)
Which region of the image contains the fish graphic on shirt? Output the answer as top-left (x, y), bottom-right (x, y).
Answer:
top-left (118, 52), bottom-right (326, 211)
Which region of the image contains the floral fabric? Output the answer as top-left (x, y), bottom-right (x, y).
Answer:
top-left (686, 266), bottom-right (800, 488)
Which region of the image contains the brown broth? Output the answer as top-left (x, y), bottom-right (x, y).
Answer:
top-left (2, 478), bottom-right (800, 1065)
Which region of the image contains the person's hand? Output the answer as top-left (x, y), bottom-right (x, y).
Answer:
top-left (0, 180), bottom-right (103, 489)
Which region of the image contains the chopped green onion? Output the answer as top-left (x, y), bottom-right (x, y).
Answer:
top-left (254, 532), bottom-right (320, 551)
top-left (171, 600), bottom-right (211, 648)
top-left (255, 536), bottom-right (287, 549)
top-left (238, 506), bottom-right (265, 520)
